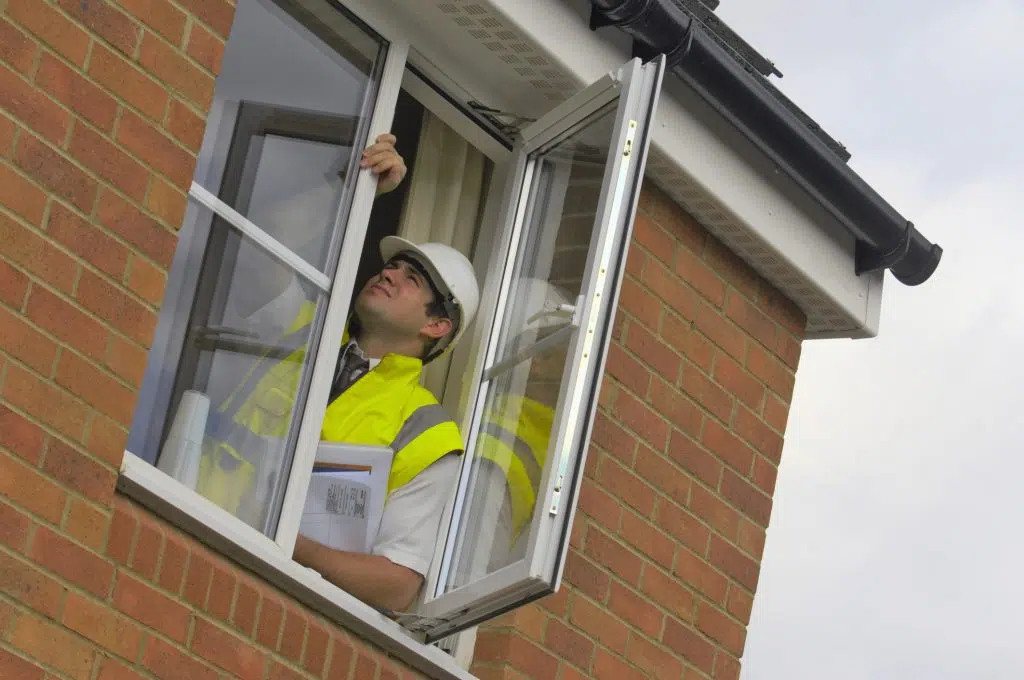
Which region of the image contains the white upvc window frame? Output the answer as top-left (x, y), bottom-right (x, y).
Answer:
top-left (118, 0), bottom-right (665, 672)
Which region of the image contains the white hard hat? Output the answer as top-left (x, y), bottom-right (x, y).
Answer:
top-left (379, 236), bottom-right (480, 358)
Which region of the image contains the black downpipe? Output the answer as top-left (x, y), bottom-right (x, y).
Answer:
top-left (589, 0), bottom-right (942, 286)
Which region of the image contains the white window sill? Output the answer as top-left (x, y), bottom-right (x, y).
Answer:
top-left (117, 452), bottom-right (476, 680)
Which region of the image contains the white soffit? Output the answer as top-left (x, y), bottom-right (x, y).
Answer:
top-left (343, 0), bottom-right (882, 338)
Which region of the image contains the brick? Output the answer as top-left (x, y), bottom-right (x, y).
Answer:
top-left (638, 185), bottom-right (707, 255)
top-left (608, 581), bottom-right (662, 637)
top-left (325, 635), bottom-right (355, 680)
top-left (31, 524), bottom-right (114, 597)
top-left (593, 647), bottom-right (647, 680)
top-left (624, 245), bottom-right (646, 278)
top-left (0, 445), bottom-right (68, 524)
top-left (714, 356), bottom-right (763, 415)
top-left (701, 418), bottom-right (754, 476)
top-left (206, 563), bottom-right (236, 621)
top-left (747, 343), bottom-right (795, 402)
top-left (673, 547), bottom-right (728, 603)
top-left (86, 413), bottom-right (128, 466)
top-left (126, 255), bottom-right (166, 305)
top-left (679, 359), bottom-right (732, 424)
top-left (105, 333), bottom-right (148, 387)
top-left (626, 313), bottom-right (681, 381)
top-left (726, 584), bottom-right (754, 625)
top-left (1, 212), bottom-right (78, 293)
top-left (642, 560), bottom-right (696, 621)
top-left (633, 212), bottom-right (676, 266)
top-left (304, 621), bottom-right (330, 676)
top-left (612, 389), bottom-right (669, 452)
top-left (591, 409), bottom-right (636, 465)
top-left (597, 454), bottom-right (657, 516)
top-left (774, 329), bottom-right (801, 370)
top-left (117, 109), bottom-right (195, 189)
top-left (641, 256), bottom-right (699, 321)
top-left (113, 571), bottom-right (190, 643)
top-left (7, 0), bottom-right (91, 67)
top-left (762, 392), bottom-right (790, 434)
top-left (504, 633), bottom-right (560, 679)
top-left (689, 483), bottom-right (740, 540)
top-left (191, 616), bottom-right (264, 678)
top-left (46, 202), bottom-right (127, 278)
top-left (96, 657), bottom-right (147, 680)
top-left (666, 430), bottom-right (720, 488)
top-left (63, 590), bottom-right (142, 658)
top-left (675, 245), bottom-right (726, 306)
top-left (715, 651), bottom-right (742, 680)
top-left (725, 290), bottom-right (777, 349)
top-left (633, 443), bottom-right (690, 507)
top-left (584, 527), bottom-right (642, 586)
top-left (563, 551), bottom-right (610, 602)
top-left (620, 505), bottom-right (676, 567)
top-left (0, 550), bottom-right (67, 619)
top-left (0, 305), bottom-right (57, 374)
top-left (709, 534), bottom-right (759, 592)
top-left (69, 121), bottom-right (149, 201)
top-left (0, 500), bottom-right (33, 552)
top-left (185, 21), bottom-right (225, 74)
top-left (654, 497), bottom-right (709, 555)
top-left (0, 18), bottom-right (37, 76)
top-left (25, 285), bottom-right (108, 361)
top-left (56, 0), bottom-right (140, 55)
top-left (736, 518), bottom-right (766, 561)
top-left (720, 468), bottom-right (772, 527)
top-left (625, 632), bottom-right (683, 680)
top-left (577, 482), bottom-right (621, 531)
top-left (0, 647), bottom-right (46, 680)
top-left (0, 403), bottom-right (46, 464)
top-left (35, 52), bottom-right (119, 133)
top-left (265, 660), bottom-right (306, 680)
top-left (96, 189), bottom-right (177, 267)
top-left (695, 301), bottom-right (746, 362)
top-left (0, 111), bottom-right (17, 157)
top-left (63, 495), bottom-right (109, 550)
top-left (3, 363), bottom-right (91, 441)
top-left (544, 619), bottom-right (594, 671)
top-left (751, 453), bottom-right (778, 496)
top-left (0, 258), bottom-right (30, 307)
top-left (14, 133), bottom-right (98, 212)
top-left (0, 160), bottom-right (48, 225)
top-left (661, 310), bottom-right (714, 373)
top-left (157, 530), bottom-right (189, 594)
top-left (569, 593), bottom-right (629, 653)
top-left (757, 282), bottom-right (806, 338)
top-left (697, 600), bottom-right (746, 656)
top-left (55, 350), bottom-right (136, 427)
top-left (255, 594), bottom-right (283, 649)
top-left (164, 98), bottom-right (205, 153)
top-left (143, 636), bottom-right (219, 680)
top-left (88, 44), bottom-right (169, 121)
top-left (1, 62), bottom-right (71, 146)
top-left (176, 0), bottom-right (237, 38)
top-left (705, 240), bottom-right (759, 301)
top-left (605, 342), bottom-right (650, 396)
top-left (662, 619), bottom-right (715, 674)
top-left (538, 581), bottom-right (570, 616)
top-left (76, 268), bottom-right (156, 346)
top-left (616, 276), bottom-right (662, 331)
top-left (139, 32), bottom-right (215, 109)
top-left (647, 376), bottom-right (703, 440)
top-left (130, 514), bottom-right (164, 579)
top-left (280, 605), bottom-right (307, 662)
top-left (118, 0), bottom-right (188, 45)
top-left (145, 174), bottom-right (187, 228)
top-left (9, 609), bottom-right (95, 680)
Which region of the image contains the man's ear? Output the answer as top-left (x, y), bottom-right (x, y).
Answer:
top-left (420, 317), bottom-right (453, 341)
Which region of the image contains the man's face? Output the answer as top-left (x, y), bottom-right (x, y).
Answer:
top-left (354, 257), bottom-right (450, 345)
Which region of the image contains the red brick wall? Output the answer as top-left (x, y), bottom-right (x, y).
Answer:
top-left (469, 186), bottom-right (806, 680)
top-left (0, 1), bottom-right (432, 677)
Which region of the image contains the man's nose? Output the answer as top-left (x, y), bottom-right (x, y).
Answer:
top-left (380, 268), bottom-right (396, 285)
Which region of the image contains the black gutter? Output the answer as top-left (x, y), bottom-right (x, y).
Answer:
top-left (589, 0), bottom-right (942, 286)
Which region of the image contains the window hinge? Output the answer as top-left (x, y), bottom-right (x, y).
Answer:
top-left (623, 120), bottom-right (637, 157)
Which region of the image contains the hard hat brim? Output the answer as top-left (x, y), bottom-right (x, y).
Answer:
top-left (379, 236), bottom-right (452, 303)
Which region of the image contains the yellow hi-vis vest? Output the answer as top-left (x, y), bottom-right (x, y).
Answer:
top-left (196, 303), bottom-right (464, 516)
top-left (476, 395), bottom-right (554, 542)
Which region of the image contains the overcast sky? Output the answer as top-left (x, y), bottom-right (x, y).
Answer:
top-left (709, 1), bottom-right (1024, 678)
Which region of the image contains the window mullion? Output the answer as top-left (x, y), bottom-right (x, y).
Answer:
top-left (273, 39), bottom-right (411, 557)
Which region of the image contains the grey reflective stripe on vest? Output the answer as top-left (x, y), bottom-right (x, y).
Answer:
top-left (481, 423), bottom-right (542, 491)
top-left (390, 404), bottom-right (454, 453)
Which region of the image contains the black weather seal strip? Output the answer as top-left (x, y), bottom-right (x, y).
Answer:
top-left (855, 222), bottom-right (912, 276)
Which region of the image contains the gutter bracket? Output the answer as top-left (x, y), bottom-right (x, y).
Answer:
top-left (855, 220), bottom-right (913, 275)
top-left (631, 17), bottom-right (696, 69)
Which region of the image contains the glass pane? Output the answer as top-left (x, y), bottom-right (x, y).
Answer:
top-left (154, 200), bottom-right (324, 534)
top-left (444, 104), bottom-right (619, 589)
top-left (193, 0), bottom-right (385, 274)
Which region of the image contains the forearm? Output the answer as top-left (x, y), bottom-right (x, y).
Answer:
top-left (292, 535), bottom-right (422, 612)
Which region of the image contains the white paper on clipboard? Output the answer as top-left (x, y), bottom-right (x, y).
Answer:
top-left (298, 442), bottom-right (393, 554)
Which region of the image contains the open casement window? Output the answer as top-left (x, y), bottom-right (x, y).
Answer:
top-left (403, 55), bottom-right (665, 642)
